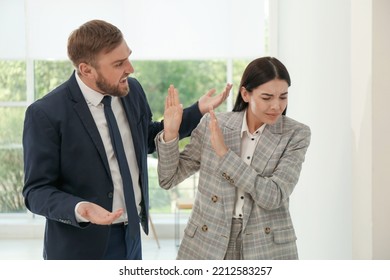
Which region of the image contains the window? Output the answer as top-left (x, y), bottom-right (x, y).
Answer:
top-left (0, 0), bottom-right (267, 214)
top-left (0, 58), bottom-right (248, 213)
top-left (132, 59), bottom-right (250, 213)
top-left (0, 61), bottom-right (26, 212)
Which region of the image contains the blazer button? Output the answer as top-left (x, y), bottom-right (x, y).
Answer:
top-left (211, 195), bottom-right (218, 203)
top-left (222, 172), bottom-right (227, 178)
top-left (229, 179), bottom-right (234, 184)
top-left (265, 227), bottom-right (271, 234)
top-left (202, 225), bottom-right (208, 232)
top-left (107, 192), bottom-right (113, 199)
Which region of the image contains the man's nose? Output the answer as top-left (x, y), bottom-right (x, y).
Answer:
top-left (125, 59), bottom-right (134, 74)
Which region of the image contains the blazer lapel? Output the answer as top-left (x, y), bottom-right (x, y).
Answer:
top-left (242, 116), bottom-right (283, 230)
top-left (251, 118), bottom-right (283, 175)
top-left (120, 96), bottom-right (143, 171)
top-left (67, 73), bottom-right (111, 178)
top-left (220, 112), bottom-right (245, 227)
top-left (120, 92), bottom-right (149, 224)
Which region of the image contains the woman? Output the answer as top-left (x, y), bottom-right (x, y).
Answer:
top-left (155, 57), bottom-right (311, 259)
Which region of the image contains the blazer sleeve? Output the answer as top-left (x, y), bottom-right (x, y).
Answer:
top-left (127, 78), bottom-right (203, 154)
top-left (155, 114), bottom-right (207, 189)
top-left (147, 103), bottom-right (202, 154)
top-left (22, 104), bottom-right (84, 226)
top-left (218, 122), bottom-right (311, 210)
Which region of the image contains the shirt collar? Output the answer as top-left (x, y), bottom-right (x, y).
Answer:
top-left (75, 73), bottom-right (105, 106)
top-left (241, 110), bottom-right (266, 138)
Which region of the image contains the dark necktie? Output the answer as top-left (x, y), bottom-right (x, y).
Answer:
top-left (101, 95), bottom-right (139, 238)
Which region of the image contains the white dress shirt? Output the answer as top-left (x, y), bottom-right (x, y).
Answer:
top-left (74, 74), bottom-right (141, 223)
top-left (233, 110), bottom-right (265, 218)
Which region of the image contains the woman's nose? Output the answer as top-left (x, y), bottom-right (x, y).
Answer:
top-left (270, 100), bottom-right (281, 110)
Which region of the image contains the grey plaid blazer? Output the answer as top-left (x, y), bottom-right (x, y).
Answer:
top-left (155, 111), bottom-right (311, 259)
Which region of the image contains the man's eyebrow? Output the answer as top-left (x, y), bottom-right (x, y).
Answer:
top-left (112, 49), bottom-right (131, 65)
top-left (111, 57), bottom-right (128, 64)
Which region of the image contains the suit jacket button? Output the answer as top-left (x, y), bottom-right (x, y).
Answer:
top-left (265, 227), bottom-right (271, 234)
top-left (211, 195), bottom-right (218, 203)
top-left (108, 192), bottom-right (113, 199)
top-left (222, 172), bottom-right (227, 178)
top-left (202, 225), bottom-right (208, 232)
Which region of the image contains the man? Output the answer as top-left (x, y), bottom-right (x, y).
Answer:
top-left (22, 19), bottom-right (231, 260)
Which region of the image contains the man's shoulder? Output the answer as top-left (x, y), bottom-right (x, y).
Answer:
top-left (27, 76), bottom-right (76, 118)
top-left (127, 77), bottom-right (142, 90)
top-left (125, 77), bottom-right (146, 100)
top-left (30, 82), bottom-right (70, 108)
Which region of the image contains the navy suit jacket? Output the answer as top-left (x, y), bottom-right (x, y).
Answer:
top-left (22, 72), bottom-right (202, 259)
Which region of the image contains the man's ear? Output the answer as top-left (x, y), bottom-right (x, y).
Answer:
top-left (78, 62), bottom-right (95, 78)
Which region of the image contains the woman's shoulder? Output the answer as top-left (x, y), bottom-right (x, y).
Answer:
top-left (213, 111), bottom-right (244, 126)
top-left (281, 116), bottom-right (311, 135)
top-left (215, 110), bottom-right (235, 118)
top-left (215, 111), bottom-right (243, 120)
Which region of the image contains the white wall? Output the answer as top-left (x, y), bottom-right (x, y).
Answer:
top-left (273, 0), bottom-right (354, 259)
top-left (351, 0), bottom-right (373, 260)
top-left (371, 0), bottom-right (390, 260)
top-left (272, 0), bottom-right (390, 259)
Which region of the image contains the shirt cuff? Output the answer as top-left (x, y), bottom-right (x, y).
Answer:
top-left (75, 202), bottom-right (90, 223)
top-left (159, 132), bottom-right (178, 143)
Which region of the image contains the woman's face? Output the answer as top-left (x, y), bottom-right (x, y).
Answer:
top-left (241, 78), bottom-right (288, 132)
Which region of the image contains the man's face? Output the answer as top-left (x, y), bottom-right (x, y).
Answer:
top-left (93, 40), bottom-right (134, 97)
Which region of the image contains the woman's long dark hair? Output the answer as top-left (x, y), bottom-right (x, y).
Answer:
top-left (232, 57), bottom-right (290, 115)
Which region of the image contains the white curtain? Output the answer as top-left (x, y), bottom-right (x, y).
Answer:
top-left (0, 0), bottom-right (265, 60)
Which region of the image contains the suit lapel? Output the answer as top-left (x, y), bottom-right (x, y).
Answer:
top-left (120, 89), bottom-right (149, 225)
top-left (120, 96), bottom-right (143, 171)
top-left (67, 73), bottom-right (111, 178)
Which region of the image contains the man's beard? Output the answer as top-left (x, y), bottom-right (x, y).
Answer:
top-left (95, 73), bottom-right (129, 97)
